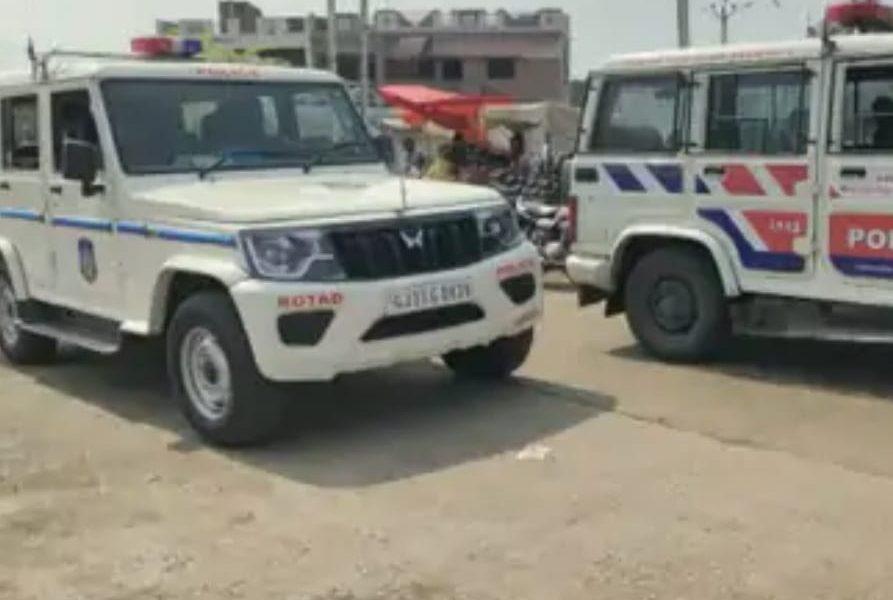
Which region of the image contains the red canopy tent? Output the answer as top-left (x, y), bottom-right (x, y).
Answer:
top-left (826, 0), bottom-right (893, 32)
top-left (378, 84), bottom-right (511, 144)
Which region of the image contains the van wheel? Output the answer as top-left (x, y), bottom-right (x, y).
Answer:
top-left (443, 329), bottom-right (534, 379)
top-left (624, 247), bottom-right (729, 363)
top-left (0, 275), bottom-right (57, 365)
top-left (167, 292), bottom-right (286, 447)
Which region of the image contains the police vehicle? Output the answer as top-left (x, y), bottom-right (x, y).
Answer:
top-left (0, 40), bottom-right (542, 445)
top-left (567, 16), bottom-right (893, 362)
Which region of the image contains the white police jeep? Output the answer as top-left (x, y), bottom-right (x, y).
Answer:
top-left (0, 55), bottom-right (542, 445)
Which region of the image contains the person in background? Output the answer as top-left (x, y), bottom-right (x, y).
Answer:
top-left (424, 144), bottom-right (459, 181)
top-left (401, 137), bottom-right (420, 176)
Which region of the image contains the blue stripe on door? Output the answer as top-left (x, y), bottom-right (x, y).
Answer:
top-left (603, 164), bottom-right (646, 192)
top-left (645, 164), bottom-right (683, 194)
top-left (698, 208), bottom-right (805, 273)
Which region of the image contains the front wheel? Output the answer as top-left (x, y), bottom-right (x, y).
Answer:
top-left (443, 329), bottom-right (534, 379)
top-left (167, 292), bottom-right (286, 447)
top-left (0, 274), bottom-right (57, 365)
top-left (624, 247), bottom-right (730, 363)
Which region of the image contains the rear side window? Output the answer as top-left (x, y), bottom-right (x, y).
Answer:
top-left (706, 71), bottom-right (810, 155)
top-left (1, 95), bottom-right (39, 171)
top-left (842, 65), bottom-right (893, 151)
top-left (590, 75), bottom-right (683, 154)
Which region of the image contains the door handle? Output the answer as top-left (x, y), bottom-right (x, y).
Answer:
top-left (840, 167), bottom-right (867, 179)
top-left (48, 185), bottom-right (63, 195)
top-left (575, 167), bottom-right (599, 183)
top-left (703, 165), bottom-right (726, 177)
top-left (0, 181), bottom-right (9, 191)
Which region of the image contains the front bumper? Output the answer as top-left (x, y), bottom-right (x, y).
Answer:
top-left (566, 254), bottom-right (613, 292)
top-left (230, 243), bottom-right (543, 382)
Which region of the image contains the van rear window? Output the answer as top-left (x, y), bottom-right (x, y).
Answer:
top-left (706, 71), bottom-right (810, 155)
top-left (590, 76), bottom-right (683, 154)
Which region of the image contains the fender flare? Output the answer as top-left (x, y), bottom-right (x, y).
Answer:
top-left (142, 255), bottom-right (248, 336)
top-left (0, 238), bottom-right (30, 300)
top-left (611, 225), bottom-right (741, 297)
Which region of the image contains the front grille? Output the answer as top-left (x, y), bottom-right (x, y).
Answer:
top-left (361, 303), bottom-right (485, 342)
top-left (329, 215), bottom-right (481, 281)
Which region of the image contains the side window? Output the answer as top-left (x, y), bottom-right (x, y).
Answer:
top-left (1, 95), bottom-right (40, 171)
top-left (842, 65), bottom-right (893, 151)
top-left (590, 75), bottom-right (683, 153)
top-left (706, 71), bottom-right (810, 155)
top-left (51, 90), bottom-right (101, 172)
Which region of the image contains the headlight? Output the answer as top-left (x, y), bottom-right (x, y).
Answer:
top-left (476, 205), bottom-right (523, 257)
top-left (242, 229), bottom-right (345, 281)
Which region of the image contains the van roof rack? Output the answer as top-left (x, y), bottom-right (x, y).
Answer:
top-left (27, 43), bottom-right (202, 81)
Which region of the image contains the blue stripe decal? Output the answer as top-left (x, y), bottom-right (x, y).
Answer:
top-left (831, 256), bottom-right (893, 279)
top-left (696, 176), bottom-right (711, 195)
top-left (116, 221), bottom-right (150, 236)
top-left (51, 216), bottom-right (114, 232)
top-left (698, 208), bottom-right (804, 273)
top-left (154, 227), bottom-right (237, 248)
top-left (0, 208), bottom-right (43, 222)
top-left (645, 164), bottom-right (683, 194)
top-left (603, 164), bottom-right (645, 192)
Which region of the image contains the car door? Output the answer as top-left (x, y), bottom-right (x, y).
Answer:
top-left (45, 85), bottom-right (119, 316)
top-left (0, 92), bottom-right (53, 296)
top-left (823, 58), bottom-right (893, 288)
top-left (572, 71), bottom-right (689, 257)
top-left (690, 66), bottom-right (819, 292)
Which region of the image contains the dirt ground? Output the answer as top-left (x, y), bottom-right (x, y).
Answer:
top-left (5, 289), bottom-right (893, 599)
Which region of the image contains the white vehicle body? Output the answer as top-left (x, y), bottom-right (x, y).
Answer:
top-left (569, 34), bottom-right (893, 347)
top-left (0, 57), bottom-right (542, 444)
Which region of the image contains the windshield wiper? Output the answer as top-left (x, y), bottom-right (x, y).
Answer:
top-left (196, 149), bottom-right (303, 180)
top-left (302, 141), bottom-right (369, 174)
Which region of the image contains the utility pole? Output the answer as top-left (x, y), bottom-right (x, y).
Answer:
top-left (677, 0), bottom-right (691, 47)
top-left (327, 0), bottom-right (338, 74)
top-left (707, 0), bottom-right (780, 45)
top-left (359, 0), bottom-right (370, 118)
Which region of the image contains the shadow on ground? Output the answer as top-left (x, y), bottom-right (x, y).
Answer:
top-left (611, 335), bottom-right (893, 401)
top-left (16, 342), bottom-right (614, 487)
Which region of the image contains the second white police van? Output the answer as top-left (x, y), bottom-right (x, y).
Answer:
top-left (0, 52), bottom-right (543, 445)
top-left (569, 34), bottom-right (893, 361)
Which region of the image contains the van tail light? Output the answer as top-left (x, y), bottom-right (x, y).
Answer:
top-left (566, 195), bottom-right (578, 245)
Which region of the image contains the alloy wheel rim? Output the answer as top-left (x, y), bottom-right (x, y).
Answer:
top-left (649, 278), bottom-right (697, 334)
top-left (180, 327), bottom-right (233, 423)
top-left (0, 282), bottom-right (20, 348)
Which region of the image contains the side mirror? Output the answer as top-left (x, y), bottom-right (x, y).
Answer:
top-left (373, 134), bottom-right (394, 166)
top-left (61, 139), bottom-right (103, 196)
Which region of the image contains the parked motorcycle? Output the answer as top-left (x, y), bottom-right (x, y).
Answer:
top-left (514, 198), bottom-right (571, 272)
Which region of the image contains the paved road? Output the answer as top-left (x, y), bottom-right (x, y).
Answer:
top-left (3, 290), bottom-right (893, 599)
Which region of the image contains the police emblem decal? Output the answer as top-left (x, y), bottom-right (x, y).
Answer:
top-left (78, 238), bottom-right (98, 284)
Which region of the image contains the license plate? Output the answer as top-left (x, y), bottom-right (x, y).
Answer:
top-left (386, 280), bottom-right (473, 316)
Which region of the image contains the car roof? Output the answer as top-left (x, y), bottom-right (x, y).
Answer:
top-left (0, 59), bottom-right (342, 88)
top-left (597, 33), bottom-right (893, 73)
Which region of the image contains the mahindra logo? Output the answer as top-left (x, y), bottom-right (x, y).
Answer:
top-left (399, 228), bottom-right (425, 250)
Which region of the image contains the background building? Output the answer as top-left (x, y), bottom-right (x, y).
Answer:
top-left (155, 2), bottom-right (571, 102)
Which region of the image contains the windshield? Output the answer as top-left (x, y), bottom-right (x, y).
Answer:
top-left (101, 79), bottom-right (380, 175)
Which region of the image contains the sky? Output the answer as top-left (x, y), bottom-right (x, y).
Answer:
top-left (0, 0), bottom-right (835, 77)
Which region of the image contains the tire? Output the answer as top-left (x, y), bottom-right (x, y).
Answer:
top-left (623, 247), bottom-right (730, 363)
top-left (166, 291), bottom-right (286, 447)
top-left (0, 274), bottom-right (57, 365)
top-left (443, 328), bottom-right (534, 379)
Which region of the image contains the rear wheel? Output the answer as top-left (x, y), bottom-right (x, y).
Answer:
top-left (167, 292), bottom-right (286, 447)
top-left (443, 329), bottom-right (534, 379)
top-left (0, 274), bottom-right (57, 365)
top-left (624, 247), bottom-right (729, 363)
